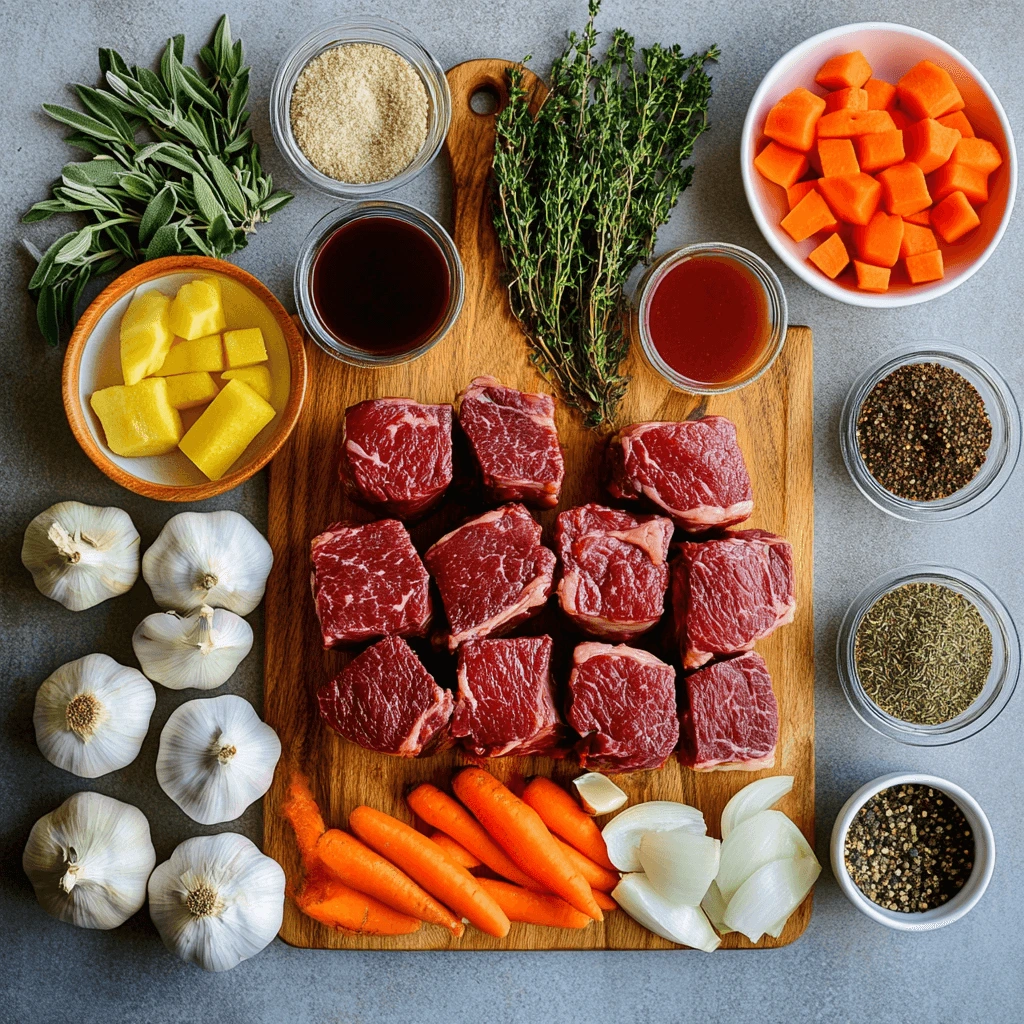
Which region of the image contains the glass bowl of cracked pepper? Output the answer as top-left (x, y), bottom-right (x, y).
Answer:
top-left (840, 342), bottom-right (1020, 522)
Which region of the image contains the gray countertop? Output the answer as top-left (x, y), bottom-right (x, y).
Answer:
top-left (2, 0), bottom-right (1022, 1021)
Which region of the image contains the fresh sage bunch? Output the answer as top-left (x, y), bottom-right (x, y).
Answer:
top-left (24, 16), bottom-right (292, 345)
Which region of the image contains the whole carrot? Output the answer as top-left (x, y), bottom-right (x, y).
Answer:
top-left (430, 831), bottom-right (481, 870)
top-left (452, 768), bottom-right (603, 922)
top-left (555, 836), bottom-right (620, 892)
top-left (523, 777), bottom-right (616, 871)
top-left (591, 887), bottom-right (618, 912)
top-left (476, 878), bottom-right (592, 929)
top-left (349, 805), bottom-right (511, 939)
top-left (293, 873), bottom-right (422, 935)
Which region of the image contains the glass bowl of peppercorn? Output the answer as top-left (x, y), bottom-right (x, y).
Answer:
top-left (831, 773), bottom-right (995, 931)
top-left (840, 343), bottom-right (1020, 521)
top-left (837, 564), bottom-right (1019, 746)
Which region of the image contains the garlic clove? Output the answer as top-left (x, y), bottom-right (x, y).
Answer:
top-left (133, 605), bottom-right (254, 690)
top-left (34, 653), bottom-right (156, 778)
top-left (22, 501), bottom-right (140, 611)
top-left (142, 510), bottom-right (273, 615)
top-left (156, 694), bottom-right (281, 824)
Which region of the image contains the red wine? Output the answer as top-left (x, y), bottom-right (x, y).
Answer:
top-left (311, 216), bottom-right (451, 355)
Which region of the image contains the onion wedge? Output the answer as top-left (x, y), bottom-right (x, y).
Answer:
top-left (720, 775), bottom-right (794, 840)
top-left (639, 829), bottom-right (720, 905)
top-left (716, 810), bottom-right (814, 901)
top-left (723, 854), bottom-right (820, 942)
top-left (573, 772), bottom-right (628, 815)
top-left (700, 880), bottom-right (733, 935)
top-left (602, 801), bottom-right (705, 872)
top-left (613, 874), bottom-right (721, 952)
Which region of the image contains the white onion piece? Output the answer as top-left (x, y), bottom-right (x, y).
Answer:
top-left (723, 855), bottom-right (820, 942)
top-left (720, 775), bottom-right (794, 840)
top-left (700, 880), bottom-right (733, 935)
top-left (573, 772), bottom-right (628, 815)
top-left (765, 916), bottom-right (788, 939)
top-left (716, 810), bottom-right (814, 901)
top-left (602, 801), bottom-right (705, 872)
top-left (613, 873), bottom-right (721, 952)
top-left (639, 829), bottom-right (720, 905)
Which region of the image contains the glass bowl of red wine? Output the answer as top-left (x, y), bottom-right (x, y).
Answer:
top-left (632, 242), bottom-right (788, 395)
top-left (295, 201), bottom-right (465, 366)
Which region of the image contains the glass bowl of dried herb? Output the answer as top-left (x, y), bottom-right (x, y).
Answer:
top-left (830, 773), bottom-right (995, 931)
top-left (840, 343), bottom-right (1020, 522)
top-left (837, 564), bottom-right (1019, 746)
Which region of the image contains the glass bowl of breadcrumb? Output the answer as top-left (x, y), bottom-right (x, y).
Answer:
top-left (270, 18), bottom-right (451, 200)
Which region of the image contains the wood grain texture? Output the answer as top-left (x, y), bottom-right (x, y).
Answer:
top-left (263, 59), bottom-right (814, 951)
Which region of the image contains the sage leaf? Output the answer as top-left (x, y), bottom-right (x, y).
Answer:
top-left (138, 185), bottom-right (177, 246)
top-left (192, 172), bottom-right (224, 223)
top-left (63, 159), bottom-right (122, 188)
top-left (42, 104), bottom-right (125, 143)
top-left (29, 232), bottom-right (76, 290)
top-left (145, 222), bottom-right (181, 260)
top-left (55, 227), bottom-right (98, 264)
top-left (36, 285), bottom-right (61, 346)
top-left (205, 155), bottom-right (246, 214)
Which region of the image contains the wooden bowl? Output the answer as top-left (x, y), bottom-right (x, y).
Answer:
top-left (63, 256), bottom-right (307, 501)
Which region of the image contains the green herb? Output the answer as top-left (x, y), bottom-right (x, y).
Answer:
top-left (24, 15), bottom-right (292, 346)
top-left (492, 0), bottom-right (718, 426)
top-left (844, 784), bottom-right (974, 913)
top-left (854, 582), bottom-right (992, 725)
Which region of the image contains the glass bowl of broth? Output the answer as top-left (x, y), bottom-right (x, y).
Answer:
top-left (632, 243), bottom-right (787, 395)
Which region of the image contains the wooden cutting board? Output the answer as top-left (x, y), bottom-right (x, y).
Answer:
top-left (263, 59), bottom-right (814, 950)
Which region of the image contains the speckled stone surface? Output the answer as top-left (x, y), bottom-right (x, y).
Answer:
top-left (1, 1), bottom-right (1022, 1021)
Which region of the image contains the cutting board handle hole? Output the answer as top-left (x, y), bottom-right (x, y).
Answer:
top-left (469, 83), bottom-right (503, 117)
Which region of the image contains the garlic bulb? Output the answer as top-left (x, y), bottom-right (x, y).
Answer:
top-left (148, 832), bottom-right (284, 972)
top-left (143, 511), bottom-right (273, 615)
top-left (22, 791), bottom-right (155, 929)
top-left (133, 605), bottom-right (254, 690)
top-left (22, 501), bottom-right (139, 611)
top-left (34, 653), bottom-right (156, 778)
top-left (156, 694), bottom-right (281, 824)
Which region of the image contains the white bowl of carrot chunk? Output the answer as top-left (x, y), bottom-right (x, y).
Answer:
top-left (741, 23), bottom-right (1016, 306)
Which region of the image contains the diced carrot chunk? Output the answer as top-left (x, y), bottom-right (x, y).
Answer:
top-left (889, 108), bottom-right (912, 131)
top-left (818, 138), bottom-right (860, 177)
top-left (949, 137), bottom-right (1003, 174)
top-left (897, 60), bottom-right (964, 119)
top-left (899, 221), bottom-right (939, 259)
top-left (754, 140), bottom-right (810, 188)
top-left (808, 233), bottom-right (850, 279)
top-left (781, 189), bottom-right (838, 241)
top-left (903, 118), bottom-right (962, 174)
top-left (764, 88), bottom-right (827, 152)
top-left (864, 78), bottom-right (897, 110)
top-left (817, 109), bottom-right (897, 138)
top-left (937, 111), bottom-right (974, 138)
top-left (815, 51), bottom-right (873, 90)
top-left (854, 260), bottom-right (891, 292)
top-left (817, 173), bottom-right (883, 225)
top-left (930, 191), bottom-right (981, 243)
top-left (928, 163), bottom-right (988, 205)
top-left (786, 180), bottom-right (818, 209)
top-left (853, 210), bottom-right (905, 267)
top-left (903, 209), bottom-right (933, 226)
top-left (904, 249), bottom-right (945, 283)
top-left (824, 87), bottom-right (869, 114)
top-left (876, 162), bottom-right (932, 216)
top-left (856, 130), bottom-right (905, 173)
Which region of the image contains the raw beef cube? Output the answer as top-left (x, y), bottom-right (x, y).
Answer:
top-left (424, 503), bottom-right (556, 652)
top-left (556, 503), bottom-right (673, 641)
top-left (451, 635), bottom-right (563, 757)
top-left (671, 529), bottom-right (796, 670)
top-left (311, 518), bottom-right (432, 648)
top-left (340, 398), bottom-right (452, 519)
top-left (317, 636), bottom-right (453, 757)
top-left (456, 375), bottom-right (565, 508)
top-left (678, 652), bottom-right (778, 771)
top-left (567, 642), bottom-right (679, 773)
top-left (605, 416), bottom-right (753, 531)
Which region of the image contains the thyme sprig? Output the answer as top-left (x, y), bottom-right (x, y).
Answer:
top-left (492, 0), bottom-right (718, 426)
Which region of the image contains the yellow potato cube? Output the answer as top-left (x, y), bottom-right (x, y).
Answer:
top-left (178, 379), bottom-right (275, 480)
top-left (221, 365), bottom-right (272, 402)
top-left (164, 371), bottom-right (219, 410)
top-left (155, 335), bottom-right (224, 375)
top-left (223, 328), bottom-right (268, 368)
top-left (89, 378), bottom-right (182, 457)
top-left (120, 290), bottom-right (174, 385)
top-left (169, 277), bottom-right (226, 340)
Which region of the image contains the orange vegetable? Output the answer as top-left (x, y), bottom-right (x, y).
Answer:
top-left (815, 50), bottom-right (872, 90)
top-left (808, 233), bottom-right (850, 279)
top-left (897, 60), bottom-right (964, 119)
top-left (903, 118), bottom-right (961, 174)
top-left (554, 837), bottom-right (621, 892)
top-left (900, 221), bottom-right (939, 258)
top-left (817, 109), bottom-right (896, 138)
top-left (949, 137), bottom-right (1003, 174)
top-left (930, 190), bottom-right (982, 243)
top-left (854, 260), bottom-right (891, 292)
top-left (764, 88), bottom-right (827, 152)
top-left (406, 783), bottom-right (545, 892)
top-left (853, 210), bottom-right (905, 268)
top-left (818, 138), bottom-right (859, 177)
top-left (786, 180), bottom-right (818, 209)
top-left (431, 831), bottom-right (481, 870)
top-left (876, 162), bottom-right (932, 216)
top-left (817, 173), bottom-right (883, 225)
top-left (781, 188), bottom-right (838, 241)
top-left (903, 208), bottom-right (933, 226)
top-left (522, 777), bottom-right (616, 871)
top-left (928, 163), bottom-right (988, 206)
top-left (591, 888), bottom-right (618, 912)
top-left (292, 874), bottom-right (423, 936)
top-left (889, 108), bottom-right (912, 131)
top-left (863, 78), bottom-right (897, 110)
top-left (349, 804), bottom-right (511, 938)
top-left (476, 878), bottom-right (593, 930)
top-left (452, 768), bottom-right (603, 922)
top-left (904, 249), bottom-right (945, 283)
top-left (753, 140), bottom-right (810, 188)
top-left (937, 110), bottom-right (974, 138)
top-left (824, 87), bottom-right (869, 114)
top-left (856, 130), bottom-right (905, 173)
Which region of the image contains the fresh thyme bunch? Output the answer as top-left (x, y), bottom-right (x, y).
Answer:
top-left (24, 16), bottom-right (292, 345)
top-left (492, 0), bottom-right (718, 426)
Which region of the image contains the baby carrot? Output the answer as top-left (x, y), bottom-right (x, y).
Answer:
top-left (476, 878), bottom-right (593, 929)
top-left (452, 768), bottom-right (603, 922)
top-left (555, 837), bottom-right (620, 892)
top-left (430, 831), bottom-right (481, 870)
top-left (591, 887), bottom-right (618, 912)
top-left (349, 805), bottom-right (511, 939)
top-left (293, 873), bottom-right (422, 936)
top-left (523, 777), bottom-right (616, 871)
